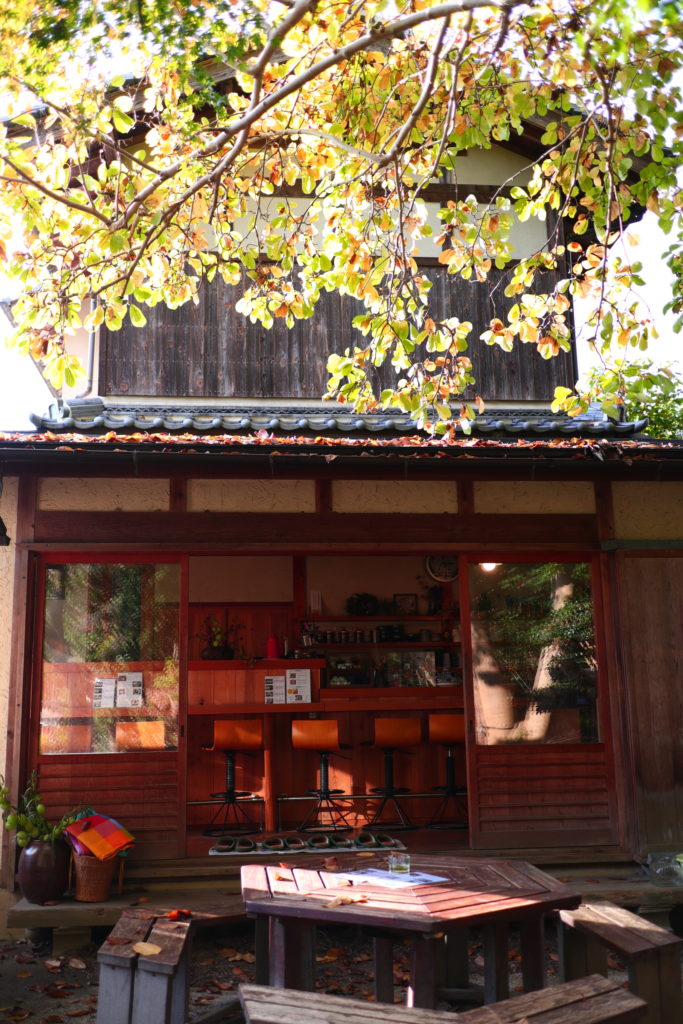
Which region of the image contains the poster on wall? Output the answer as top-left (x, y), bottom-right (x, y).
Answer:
top-left (286, 669), bottom-right (312, 703)
top-left (116, 672), bottom-right (144, 708)
top-left (264, 675), bottom-right (286, 704)
top-left (93, 677), bottom-right (116, 708)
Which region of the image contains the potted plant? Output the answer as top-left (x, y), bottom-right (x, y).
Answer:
top-left (0, 771), bottom-right (80, 904)
top-left (197, 615), bottom-right (242, 660)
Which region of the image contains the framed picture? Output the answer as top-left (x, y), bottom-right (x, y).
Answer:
top-left (394, 593), bottom-right (418, 615)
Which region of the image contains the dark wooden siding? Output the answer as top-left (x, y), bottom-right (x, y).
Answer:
top-left (618, 555), bottom-right (683, 852)
top-left (100, 265), bottom-right (576, 401)
top-left (471, 745), bottom-right (617, 849)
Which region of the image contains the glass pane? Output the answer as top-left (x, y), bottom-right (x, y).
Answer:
top-left (469, 562), bottom-right (598, 745)
top-left (40, 563), bottom-right (180, 754)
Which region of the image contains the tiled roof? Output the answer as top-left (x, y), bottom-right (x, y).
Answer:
top-left (29, 397), bottom-right (649, 439)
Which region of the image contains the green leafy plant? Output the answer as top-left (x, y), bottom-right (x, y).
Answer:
top-left (197, 615), bottom-right (243, 651)
top-left (0, 771), bottom-right (81, 847)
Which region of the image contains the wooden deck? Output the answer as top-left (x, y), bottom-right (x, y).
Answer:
top-left (7, 830), bottom-right (683, 934)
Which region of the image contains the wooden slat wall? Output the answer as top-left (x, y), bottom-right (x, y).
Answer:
top-left (471, 744), bottom-right (615, 848)
top-left (618, 556), bottom-right (683, 851)
top-left (100, 266), bottom-right (575, 402)
top-left (36, 755), bottom-right (182, 859)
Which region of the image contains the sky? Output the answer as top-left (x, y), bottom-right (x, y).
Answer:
top-left (0, 212), bottom-right (680, 431)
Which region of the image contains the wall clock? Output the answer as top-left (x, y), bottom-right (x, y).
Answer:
top-left (425, 556), bottom-right (459, 583)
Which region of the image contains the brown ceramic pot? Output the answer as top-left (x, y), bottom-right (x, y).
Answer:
top-left (17, 839), bottom-right (70, 904)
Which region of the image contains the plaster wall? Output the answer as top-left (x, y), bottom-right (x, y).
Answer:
top-left (474, 480), bottom-right (596, 514)
top-left (0, 478), bottom-right (18, 793)
top-left (188, 479), bottom-right (315, 512)
top-left (189, 556), bottom-right (293, 602)
top-left (38, 478), bottom-right (169, 511)
top-left (0, 478), bottom-right (18, 932)
top-left (612, 482), bottom-right (683, 540)
top-left (332, 480), bottom-right (458, 514)
top-left (307, 555), bottom-right (427, 616)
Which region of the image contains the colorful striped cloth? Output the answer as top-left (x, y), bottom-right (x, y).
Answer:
top-left (64, 814), bottom-right (135, 861)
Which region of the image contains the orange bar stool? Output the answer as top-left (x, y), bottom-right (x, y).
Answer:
top-left (366, 717), bottom-right (422, 830)
top-left (291, 719), bottom-right (353, 833)
top-left (427, 713), bottom-right (468, 830)
top-left (203, 719), bottom-right (264, 836)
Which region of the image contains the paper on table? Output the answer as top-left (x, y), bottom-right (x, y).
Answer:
top-left (338, 868), bottom-right (448, 889)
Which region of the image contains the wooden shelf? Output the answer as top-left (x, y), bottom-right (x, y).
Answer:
top-left (318, 641), bottom-right (459, 649)
top-left (306, 615), bottom-right (443, 623)
top-left (188, 659), bottom-right (326, 670)
top-left (188, 703), bottom-right (323, 715)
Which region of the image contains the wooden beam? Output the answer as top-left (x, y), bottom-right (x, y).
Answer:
top-left (169, 477), bottom-right (187, 513)
top-left (33, 511), bottom-right (599, 545)
top-left (315, 480), bottom-right (332, 514)
top-left (594, 481), bottom-right (615, 543)
top-left (457, 480), bottom-right (474, 515)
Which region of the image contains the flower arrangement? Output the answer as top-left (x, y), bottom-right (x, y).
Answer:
top-left (0, 771), bottom-right (80, 847)
top-left (197, 615), bottom-right (244, 657)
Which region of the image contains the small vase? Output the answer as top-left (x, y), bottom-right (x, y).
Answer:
top-left (17, 839), bottom-right (70, 904)
top-left (200, 645), bottom-right (233, 660)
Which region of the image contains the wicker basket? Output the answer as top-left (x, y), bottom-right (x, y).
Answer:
top-left (70, 853), bottom-right (123, 902)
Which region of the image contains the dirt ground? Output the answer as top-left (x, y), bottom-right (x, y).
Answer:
top-left (0, 917), bottom-right (634, 1024)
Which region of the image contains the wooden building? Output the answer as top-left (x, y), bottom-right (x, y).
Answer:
top-left (1, 143), bottom-right (683, 903)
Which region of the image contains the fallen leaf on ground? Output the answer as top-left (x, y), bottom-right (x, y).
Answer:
top-left (227, 952), bottom-right (255, 963)
top-left (40, 1017), bottom-right (63, 1023)
top-left (166, 909), bottom-right (191, 920)
top-left (132, 943), bottom-right (162, 956)
top-left (218, 948), bottom-right (237, 958)
top-left (103, 937), bottom-right (130, 946)
top-left (212, 981), bottom-right (233, 991)
top-left (66, 1011), bottom-right (90, 1017)
top-left (357, 853), bottom-right (374, 858)
top-left (8, 1013), bottom-right (31, 1021)
top-left (15, 972), bottom-right (32, 979)
top-left (67, 960), bottom-right (85, 971)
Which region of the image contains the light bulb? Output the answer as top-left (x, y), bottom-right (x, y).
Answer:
top-left (480, 562), bottom-right (500, 572)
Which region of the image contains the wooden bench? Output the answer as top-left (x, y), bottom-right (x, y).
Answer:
top-left (559, 901), bottom-right (683, 1024)
top-left (96, 897), bottom-right (246, 1024)
top-left (240, 976), bottom-right (647, 1024)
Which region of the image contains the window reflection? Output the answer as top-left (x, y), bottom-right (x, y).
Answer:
top-left (469, 562), bottom-right (598, 745)
top-left (40, 563), bottom-right (180, 754)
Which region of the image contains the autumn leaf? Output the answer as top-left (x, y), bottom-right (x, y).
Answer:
top-left (132, 943), bottom-right (162, 956)
top-left (67, 960), bottom-right (86, 971)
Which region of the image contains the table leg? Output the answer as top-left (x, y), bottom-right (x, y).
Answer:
top-left (269, 917), bottom-right (316, 991)
top-left (373, 936), bottom-right (394, 1004)
top-left (482, 922), bottom-right (509, 1003)
top-left (407, 936), bottom-right (438, 1009)
top-left (442, 929), bottom-right (469, 988)
top-left (254, 916), bottom-right (270, 985)
top-left (519, 917), bottom-right (545, 993)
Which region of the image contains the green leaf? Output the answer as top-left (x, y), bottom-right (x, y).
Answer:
top-left (129, 304), bottom-right (147, 327)
top-left (110, 232), bottom-right (127, 254)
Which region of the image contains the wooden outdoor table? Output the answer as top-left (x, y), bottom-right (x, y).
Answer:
top-left (241, 852), bottom-right (581, 1009)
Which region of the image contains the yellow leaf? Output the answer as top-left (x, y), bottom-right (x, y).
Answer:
top-left (133, 942), bottom-right (162, 956)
